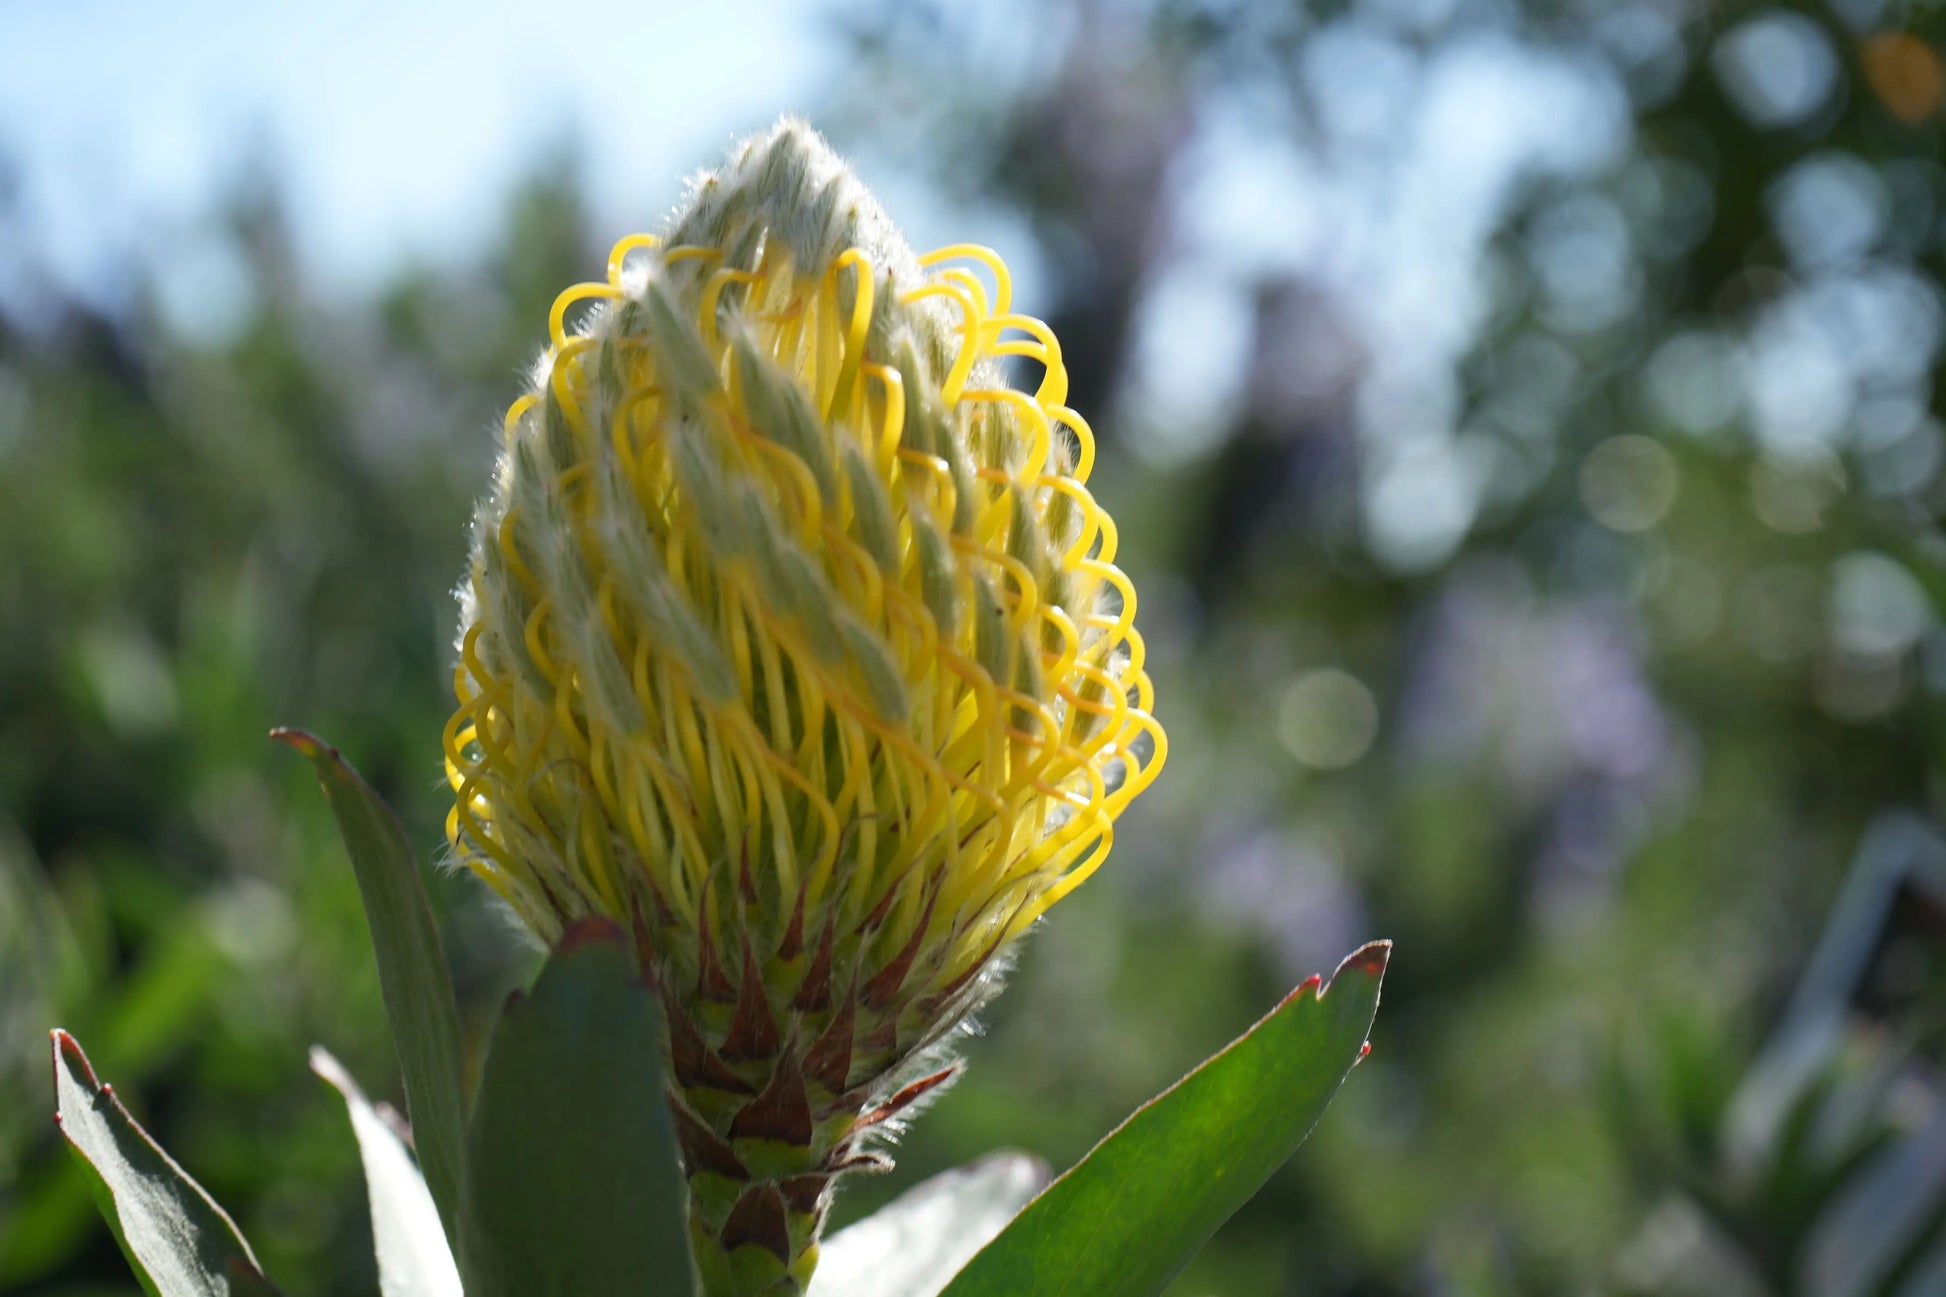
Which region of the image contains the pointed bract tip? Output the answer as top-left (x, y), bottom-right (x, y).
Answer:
top-left (51, 1031), bottom-right (102, 1136)
top-left (50, 1020), bottom-right (94, 1098)
top-left (1334, 939), bottom-right (1392, 983)
top-left (224, 1257), bottom-right (277, 1288)
top-left (307, 1045), bottom-right (355, 1094)
top-left (497, 986), bottom-right (530, 1021)
top-left (267, 727), bottom-right (333, 760)
top-left (1274, 973), bottom-right (1325, 1011)
top-left (51, 1028), bottom-right (97, 1085)
top-left (1280, 940), bottom-right (1391, 1009)
top-left (555, 916), bottom-right (628, 957)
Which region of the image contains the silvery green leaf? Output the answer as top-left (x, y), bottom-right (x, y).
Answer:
top-left (51, 1029), bottom-right (281, 1297)
top-left (310, 1048), bottom-right (462, 1297)
top-left (1799, 1100), bottom-right (1946, 1297)
top-left (274, 728), bottom-right (467, 1248)
top-left (809, 1155), bottom-right (1051, 1297)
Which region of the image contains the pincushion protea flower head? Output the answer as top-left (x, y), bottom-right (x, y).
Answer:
top-left (443, 118), bottom-right (1162, 1294)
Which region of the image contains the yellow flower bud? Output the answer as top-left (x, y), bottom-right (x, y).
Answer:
top-left (441, 118), bottom-right (1163, 1291)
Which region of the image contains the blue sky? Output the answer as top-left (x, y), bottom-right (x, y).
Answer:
top-left (2, 0), bottom-right (833, 303)
top-left (4, 0), bottom-right (1685, 568)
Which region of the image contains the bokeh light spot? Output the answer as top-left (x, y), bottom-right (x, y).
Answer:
top-left (1767, 153), bottom-right (1887, 270)
top-left (1830, 551), bottom-right (1931, 658)
top-left (1733, 565), bottom-right (1824, 664)
top-left (1643, 331), bottom-right (1741, 437)
top-left (1861, 32), bottom-right (1945, 124)
top-left (1278, 669), bottom-right (1381, 770)
top-left (1712, 12), bottom-right (1839, 129)
top-left (1749, 448), bottom-right (1847, 534)
top-left (1579, 435), bottom-right (1679, 532)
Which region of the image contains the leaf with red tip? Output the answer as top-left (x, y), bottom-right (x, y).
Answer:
top-left (272, 728), bottom-right (466, 1251)
top-left (939, 940), bottom-right (1391, 1297)
top-left (50, 1029), bottom-right (283, 1297)
top-left (456, 921), bottom-right (691, 1297)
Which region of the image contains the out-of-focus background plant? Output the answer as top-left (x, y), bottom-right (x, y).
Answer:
top-left (4, 1), bottom-right (1946, 1292)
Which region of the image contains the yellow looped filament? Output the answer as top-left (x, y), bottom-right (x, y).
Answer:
top-left (445, 128), bottom-right (1163, 1005)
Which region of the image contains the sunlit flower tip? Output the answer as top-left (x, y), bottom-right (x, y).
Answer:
top-left (442, 117), bottom-right (1163, 1288)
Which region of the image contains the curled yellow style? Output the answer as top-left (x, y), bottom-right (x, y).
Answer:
top-left (441, 116), bottom-right (1163, 1294)
top-left (445, 121), bottom-right (1161, 985)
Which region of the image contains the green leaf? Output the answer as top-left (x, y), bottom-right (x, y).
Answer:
top-left (940, 940), bottom-right (1391, 1297)
top-left (272, 728), bottom-right (466, 1249)
top-left (50, 1029), bottom-right (282, 1297)
top-left (457, 920), bottom-right (691, 1297)
top-left (809, 1154), bottom-right (1052, 1297)
top-left (310, 1048), bottom-right (463, 1297)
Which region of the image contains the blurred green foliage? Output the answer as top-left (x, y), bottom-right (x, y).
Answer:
top-left (0, 171), bottom-right (590, 1294)
top-left (6, 1), bottom-right (1946, 1293)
